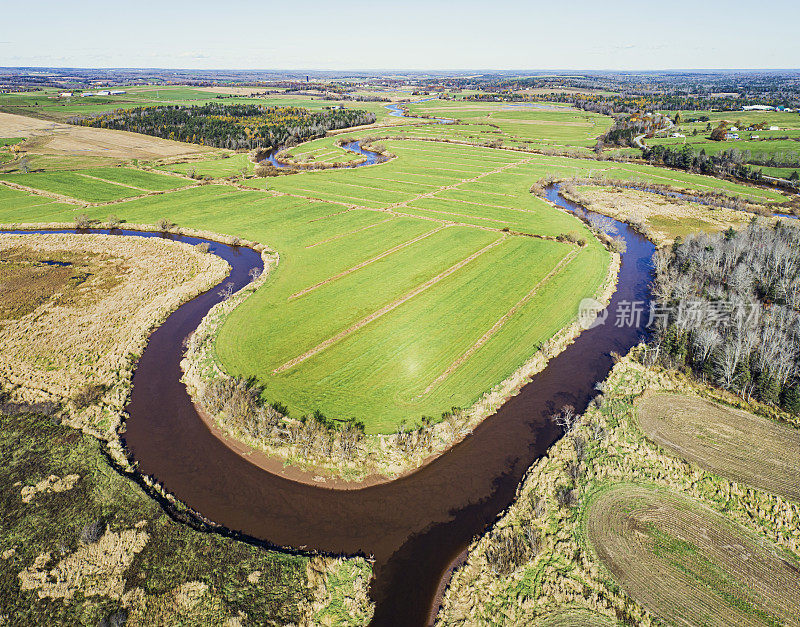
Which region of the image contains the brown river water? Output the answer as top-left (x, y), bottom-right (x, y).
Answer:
top-left (15, 183), bottom-right (652, 626)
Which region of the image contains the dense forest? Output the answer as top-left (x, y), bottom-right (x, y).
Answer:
top-left (651, 222), bottom-right (800, 413)
top-left (72, 103), bottom-right (376, 150)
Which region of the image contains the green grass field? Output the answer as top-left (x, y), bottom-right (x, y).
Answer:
top-left (0, 139), bottom-right (609, 433)
top-left (2, 97), bottom-right (792, 433)
top-left (645, 109), bottom-right (800, 175)
top-left (404, 100), bottom-right (612, 148)
top-left (0, 167), bottom-right (193, 202)
top-left (157, 153), bottom-right (254, 178)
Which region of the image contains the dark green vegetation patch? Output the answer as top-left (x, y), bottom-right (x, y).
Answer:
top-left (0, 408), bottom-right (310, 624)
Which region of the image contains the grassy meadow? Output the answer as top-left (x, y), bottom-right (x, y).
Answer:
top-left (0, 167), bottom-right (194, 202)
top-left (1, 97), bottom-right (793, 434)
top-left (438, 356), bottom-right (800, 625)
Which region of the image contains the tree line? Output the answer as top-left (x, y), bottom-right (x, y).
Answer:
top-left (72, 103), bottom-right (376, 151)
top-left (651, 221), bottom-right (800, 413)
top-left (642, 144), bottom-right (799, 186)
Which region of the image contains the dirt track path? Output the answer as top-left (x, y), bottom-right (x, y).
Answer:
top-left (290, 225), bottom-right (447, 300)
top-left (273, 236), bottom-right (506, 373)
top-left (420, 248), bottom-right (579, 394)
top-left (304, 217), bottom-right (395, 249)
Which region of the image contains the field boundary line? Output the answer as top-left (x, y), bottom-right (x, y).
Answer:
top-left (273, 235), bottom-right (507, 373)
top-left (419, 247), bottom-right (579, 395)
top-left (306, 208), bottom-right (352, 223)
top-left (73, 172), bottom-right (151, 192)
top-left (355, 175), bottom-right (440, 189)
top-left (0, 180), bottom-right (85, 205)
top-left (315, 179), bottom-right (413, 196)
top-left (289, 225), bottom-right (447, 300)
top-left (432, 196), bottom-right (534, 213)
top-left (287, 187), bottom-right (388, 206)
top-left (305, 217), bottom-right (395, 249)
top-left (388, 158), bottom-right (532, 215)
top-left (403, 205), bottom-right (507, 224)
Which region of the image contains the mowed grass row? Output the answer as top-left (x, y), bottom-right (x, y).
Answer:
top-left (0, 167), bottom-right (193, 202)
top-left (221, 235), bottom-right (607, 431)
top-left (0, 184), bottom-right (76, 218)
top-left (585, 484), bottom-right (800, 626)
top-left (0, 169), bottom-right (607, 432)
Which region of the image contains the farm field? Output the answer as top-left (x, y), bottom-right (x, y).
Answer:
top-left (405, 100), bottom-right (612, 148)
top-left (0, 136), bottom-right (610, 434)
top-left (637, 392), bottom-right (800, 500)
top-left (0, 103), bottom-right (792, 435)
top-left (0, 184), bottom-right (75, 217)
top-left (157, 152), bottom-right (255, 178)
top-left (0, 167), bottom-right (194, 202)
top-left (0, 85), bottom-right (396, 124)
top-left (585, 484), bottom-right (800, 626)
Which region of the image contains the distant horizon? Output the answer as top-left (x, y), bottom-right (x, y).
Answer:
top-left (3, 67), bottom-right (799, 75)
top-left (3, 0), bottom-right (797, 71)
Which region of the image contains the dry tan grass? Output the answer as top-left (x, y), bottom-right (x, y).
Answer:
top-left (0, 233), bottom-right (229, 439)
top-left (19, 527), bottom-right (150, 601)
top-left (20, 474), bottom-right (80, 504)
top-left (574, 185), bottom-right (754, 246)
top-left (534, 609), bottom-right (616, 626)
top-left (437, 356), bottom-right (800, 626)
top-left (0, 112), bottom-right (212, 160)
top-left (638, 392), bottom-right (800, 501)
top-left (586, 484), bottom-right (800, 626)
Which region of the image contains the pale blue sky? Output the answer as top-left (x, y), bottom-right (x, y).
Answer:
top-left (2, 0), bottom-right (797, 70)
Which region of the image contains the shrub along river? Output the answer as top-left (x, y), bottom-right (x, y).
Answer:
top-left (3, 178), bottom-right (654, 625)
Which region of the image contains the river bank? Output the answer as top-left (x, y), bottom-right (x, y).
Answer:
top-left (180, 232), bottom-right (619, 486)
top-left (436, 351), bottom-right (800, 625)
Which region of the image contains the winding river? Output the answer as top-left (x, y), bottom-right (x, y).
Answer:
top-left (4, 176), bottom-right (654, 625)
top-left (264, 140), bottom-right (388, 168)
